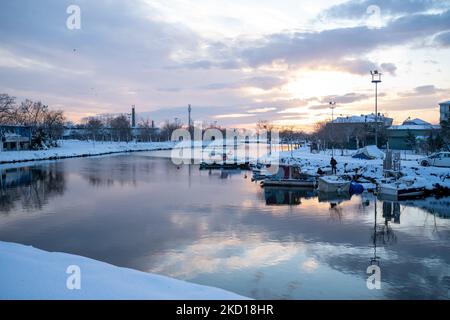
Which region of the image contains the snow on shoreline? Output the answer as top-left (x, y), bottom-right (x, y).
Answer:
top-left (0, 140), bottom-right (176, 164)
top-left (272, 147), bottom-right (450, 190)
top-left (0, 241), bottom-right (248, 300)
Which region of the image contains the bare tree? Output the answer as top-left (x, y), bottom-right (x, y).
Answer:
top-left (86, 118), bottom-right (104, 141)
top-left (137, 119), bottom-right (154, 142)
top-left (0, 94), bottom-right (16, 124)
top-left (43, 110), bottom-right (65, 144)
top-left (160, 119), bottom-right (183, 141)
top-left (110, 115), bottom-right (131, 142)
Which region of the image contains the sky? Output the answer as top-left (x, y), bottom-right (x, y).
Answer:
top-left (0, 0), bottom-right (450, 131)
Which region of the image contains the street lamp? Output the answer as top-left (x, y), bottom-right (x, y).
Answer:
top-left (329, 101), bottom-right (336, 157)
top-left (371, 70), bottom-right (382, 147)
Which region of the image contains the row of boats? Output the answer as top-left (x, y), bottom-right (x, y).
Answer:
top-left (251, 163), bottom-right (428, 200)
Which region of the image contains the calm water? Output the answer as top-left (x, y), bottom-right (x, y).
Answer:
top-left (1, 152), bottom-right (450, 299)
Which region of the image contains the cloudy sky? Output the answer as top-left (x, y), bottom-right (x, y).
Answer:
top-left (1, 0), bottom-right (450, 130)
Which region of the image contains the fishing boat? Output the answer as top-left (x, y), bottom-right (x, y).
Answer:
top-left (317, 176), bottom-right (351, 193)
top-left (263, 164), bottom-right (317, 188)
top-left (378, 176), bottom-right (427, 199)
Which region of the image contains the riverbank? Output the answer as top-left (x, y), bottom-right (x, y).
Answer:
top-left (0, 241), bottom-right (248, 300)
top-left (0, 140), bottom-right (175, 164)
top-left (272, 146), bottom-right (450, 192)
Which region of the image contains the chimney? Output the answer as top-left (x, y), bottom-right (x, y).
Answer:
top-left (131, 105), bottom-right (136, 128)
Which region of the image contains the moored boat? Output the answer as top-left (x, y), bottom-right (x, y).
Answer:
top-left (378, 176), bottom-right (427, 199)
top-left (263, 164), bottom-right (317, 188)
top-left (317, 176), bottom-right (351, 193)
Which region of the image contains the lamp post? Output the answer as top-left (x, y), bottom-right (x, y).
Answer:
top-left (329, 101), bottom-right (336, 157)
top-left (370, 70), bottom-right (382, 147)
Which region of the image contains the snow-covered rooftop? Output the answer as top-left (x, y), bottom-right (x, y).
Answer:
top-left (388, 124), bottom-right (440, 130)
top-left (402, 118), bottom-right (431, 126)
top-left (332, 114), bottom-right (392, 124)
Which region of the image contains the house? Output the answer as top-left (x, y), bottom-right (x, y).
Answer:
top-left (0, 126), bottom-right (32, 151)
top-left (328, 113), bottom-right (393, 149)
top-left (387, 118), bottom-right (440, 150)
top-left (439, 101), bottom-right (450, 123)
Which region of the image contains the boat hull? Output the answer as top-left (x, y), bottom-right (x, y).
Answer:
top-left (317, 178), bottom-right (351, 193)
top-left (263, 179), bottom-right (316, 188)
top-left (379, 186), bottom-right (426, 199)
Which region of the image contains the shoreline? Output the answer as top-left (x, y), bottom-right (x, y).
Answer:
top-left (0, 241), bottom-right (248, 300)
top-left (0, 140), bottom-right (175, 165)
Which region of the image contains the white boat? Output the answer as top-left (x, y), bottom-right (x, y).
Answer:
top-left (251, 167), bottom-right (273, 181)
top-left (379, 176), bottom-right (427, 199)
top-left (317, 176), bottom-right (351, 193)
top-left (263, 164), bottom-right (317, 188)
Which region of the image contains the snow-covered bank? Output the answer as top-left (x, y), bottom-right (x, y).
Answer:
top-left (0, 242), bottom-right (248, 300)
top-left (0, 140), bottom-right (175, 164)
top-left (265, 146), bottom-right (450, 191)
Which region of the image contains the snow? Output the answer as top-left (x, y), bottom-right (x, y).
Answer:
top-left (261, 146), bottom-right (450, 191)
top-left (402, 118), bottom-right (431, 126)
top-left (388, 124), bottom-right (440, 130)
top-left (332, 114), bottom-right (391, 124)
top-left (352, 145), bottom-right (385, 159)
top-left (0, 140), bottom-right (175, 164)
top-left (0, 241), bottom-right (248, 300)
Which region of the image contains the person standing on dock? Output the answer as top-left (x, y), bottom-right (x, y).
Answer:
top-left (330, 157), bottom-right (338, 175)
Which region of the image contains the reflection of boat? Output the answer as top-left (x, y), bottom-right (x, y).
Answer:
top-left (263, 164), bottom-right (317, 188)
top-left (379, 176), bottom-right (426, 200)
top-left (264, 186), bottom-right (316, 205)
top-left (317, 191), bottom-right (352, 203)
top-left (317, 176), bottom-right (351, 193)
top-left (400, 198), bottom-right (450, 219)
top-left (199, 162), bottom-right (250, 170)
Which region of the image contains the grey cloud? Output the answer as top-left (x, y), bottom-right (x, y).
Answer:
top-left (434, 31), bottom-right (450, 47)
top-left (380, 63), bottom-right (397, 76)
top-left (321, 93), bottom-right (371, 104)
top-left (240, 10), bottom-right (450, 68)
top-left (399, 84), bottom-right (445, 97)
top-left (321, 0), bottom-right (450, 20)
top-left (309, 104), bottom-right (331, 110)
top-left (201, 76), bottom-right (286, 91)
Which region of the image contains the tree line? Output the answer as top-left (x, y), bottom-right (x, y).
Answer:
top-left (0, 93), bottom-right (65, 149)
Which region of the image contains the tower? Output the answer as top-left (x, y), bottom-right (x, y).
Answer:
top-left (131, 105), bottom-right (136, 128)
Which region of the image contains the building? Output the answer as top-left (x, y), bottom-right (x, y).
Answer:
top-left (387, 118), bottom-right (440, 150)
top-left (0, 126), bottom-right (32, 151)
top-left (439, 101), bottom-right (450, 123)
top-left (332, 113), bottom-right (393, 127)
top-left (327, 113), bottom-right (393, 149)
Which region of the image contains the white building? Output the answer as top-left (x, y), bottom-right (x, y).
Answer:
top-left (439, 101), bottom-right (450, 122)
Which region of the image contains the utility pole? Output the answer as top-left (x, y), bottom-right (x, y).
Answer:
top-left (371, 70), bottom-right (382, 147)
top-left (188, 104), bottom-right (192, 133)
top-left (329, 101), bottom-right (336, 157)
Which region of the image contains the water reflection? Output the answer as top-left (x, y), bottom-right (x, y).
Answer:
top-left (0, 155), bottom-right (449, 299)
top-left (0, 164), bottom-right (66, 213)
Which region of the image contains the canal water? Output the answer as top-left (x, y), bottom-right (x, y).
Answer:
top-left (1, 152), bottom-right (449, 299)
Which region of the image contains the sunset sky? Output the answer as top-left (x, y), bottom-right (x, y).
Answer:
top-left (1, 0), bottom-right (450, 131)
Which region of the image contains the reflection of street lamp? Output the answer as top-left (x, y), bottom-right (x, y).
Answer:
top-left (329, 101), bottom-right (336, 157)
top-left (370, 70), bottom-right (382, 147)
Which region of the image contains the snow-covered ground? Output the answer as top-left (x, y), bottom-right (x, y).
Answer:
top-left (0, 140), bottom-right (175, 164)
top-left (264, 146), bottom-right (450, 191)
top-left (0, 241), bottom-right (248, 300)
